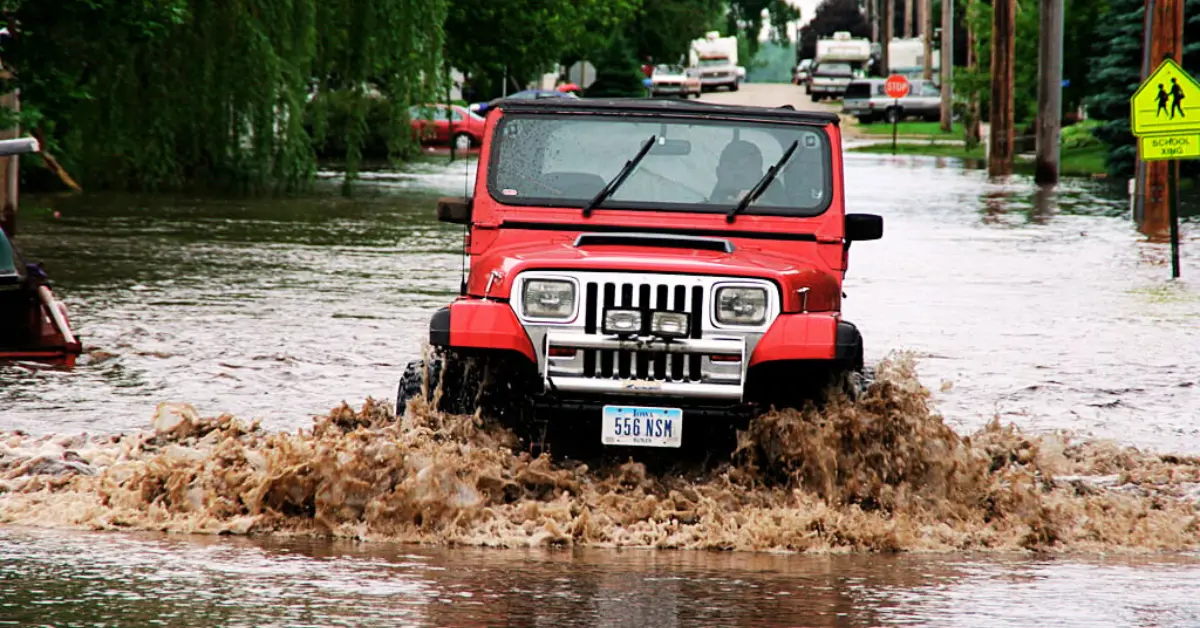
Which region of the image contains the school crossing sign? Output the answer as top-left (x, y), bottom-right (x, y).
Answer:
top-left (1131, 58), bottom-right (1200, 160)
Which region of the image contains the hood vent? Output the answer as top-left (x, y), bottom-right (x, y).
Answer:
top-left (573, 232), bottom-right (734, 254)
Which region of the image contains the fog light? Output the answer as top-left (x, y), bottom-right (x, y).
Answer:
top-left (603, 309), bottom-right (641, 335)
top-left (651, 312), bottom-right (689, 338)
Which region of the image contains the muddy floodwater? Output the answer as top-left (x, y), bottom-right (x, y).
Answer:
top-left (2, 143), bottom-right (1200, 626)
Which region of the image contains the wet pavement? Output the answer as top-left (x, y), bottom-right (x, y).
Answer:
top-left (2, 84), bottom-right (1199, 626)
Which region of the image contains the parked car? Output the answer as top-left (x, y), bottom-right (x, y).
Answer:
top-left (841, 79), bottom-right (942, 123)
top-left (793, 59), bottom-right (813, 85)
top-left (410, 104), bottom-right (487, 150)
top-left (807, 61), bottom-right (855, 101)
top-left (470, 89), bottom-right (579, 115)
top-left (649, 64), bottom-right (701, 98)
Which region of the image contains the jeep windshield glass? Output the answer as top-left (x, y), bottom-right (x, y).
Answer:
top-left (487, 114), bottom-right (832, 217)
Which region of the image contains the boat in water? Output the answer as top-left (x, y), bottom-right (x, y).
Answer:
top-left (0, 137), bottom-right (82, 367)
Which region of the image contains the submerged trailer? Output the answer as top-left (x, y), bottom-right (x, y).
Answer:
top-left (0, 137), bottom-right (82, 367)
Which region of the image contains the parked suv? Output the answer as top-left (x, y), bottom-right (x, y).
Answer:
top-left (842, 79), bottom-right (942, 123)
top-left (840, 79), bottom-right (886, 122)
top-left (397, 98), bottom-right (883, 453)
top-left (807, 61), bottom-right (855, 101)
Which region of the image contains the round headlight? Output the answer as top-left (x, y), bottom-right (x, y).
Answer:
top-left (715, 286), bottom-right (768, 325)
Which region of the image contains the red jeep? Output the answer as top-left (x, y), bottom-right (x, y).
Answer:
top-left (397, 98), bottom-right (882, 451)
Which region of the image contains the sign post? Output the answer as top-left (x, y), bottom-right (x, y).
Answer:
top-left (1130, 57), bottom-right (1199, 278)
top-left (884, 74), bottom-right (911, 155)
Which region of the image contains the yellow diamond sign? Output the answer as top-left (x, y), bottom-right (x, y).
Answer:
top-left (1131, 59), bottom-right (1200, 136)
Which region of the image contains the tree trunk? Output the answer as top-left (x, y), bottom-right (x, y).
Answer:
top-left (939, 0), bottom-right (954, 130)
top-left (966, 1), bottom-right (981, 145)
top-left (922, 0), bottom-right (934, 80)
top-left (905, 0), bottom-right (914, 38)
top-left (0, 66), bottom-right (18, 238)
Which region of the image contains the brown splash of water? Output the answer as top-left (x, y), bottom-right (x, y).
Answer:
top-left (1, 354), bottom-right (1198, 553)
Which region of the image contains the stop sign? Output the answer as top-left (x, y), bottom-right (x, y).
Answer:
top-left (885, 74), bottom-right (910, 99)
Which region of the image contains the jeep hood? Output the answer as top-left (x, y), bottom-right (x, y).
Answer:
top-left (467, 238), bottom-right (843, 312)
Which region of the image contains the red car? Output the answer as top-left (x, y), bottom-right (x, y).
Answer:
top-left (397, 97), bottom-right (883, 455)
top-left (409, 104), bottom-right (486, 150)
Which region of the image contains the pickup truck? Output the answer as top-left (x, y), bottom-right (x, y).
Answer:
top-left (807, 61), bottom-right (855, 101)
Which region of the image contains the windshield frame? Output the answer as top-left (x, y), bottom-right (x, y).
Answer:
top-left (485, 112), bottom-right (834, 219)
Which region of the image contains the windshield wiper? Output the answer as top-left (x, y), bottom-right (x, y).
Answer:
top-left (582, 134), bottom-right (657, 217)
top-left (726, 139), bottom-right (800, 223)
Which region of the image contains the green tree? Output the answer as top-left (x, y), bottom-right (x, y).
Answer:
top-left (726, 0), bottom-right (801, 60)
top-left (1085, 0), bottom-right (1142, 176)
top-left (584, 32), bottom-right (647, 97)
top-left (1062, 0), bottom-right (1107, 114)
top-left (628, 0), bottom-right (725, 65)
top-left (796, 0), bottom-right (870, 61)
top-left (1, 0), bottom-right (448, 191)
top-left (445, 0), bottom-right (639, 101)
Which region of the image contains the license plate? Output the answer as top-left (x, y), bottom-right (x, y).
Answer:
top-left (601, 405), bottom-right (683, 448)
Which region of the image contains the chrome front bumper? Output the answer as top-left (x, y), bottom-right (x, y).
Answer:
top-left (543, 332), bottom-right (747, 401)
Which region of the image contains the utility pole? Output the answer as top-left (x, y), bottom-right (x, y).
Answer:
top-left (1135, 0), bottom-right (1184, 238)
top-left (989, 0), bottom-right (1016, 176)
top-left (922, 0), bottom-right (933, 80)
top-left (939, 0), bottom-right (954, 131)
top-left (881, 0), bottom-right (892, 76)
top-left (868, 0), bottom-right (878, 46)
top-left (1035, 0), bottom-right (1064, 184)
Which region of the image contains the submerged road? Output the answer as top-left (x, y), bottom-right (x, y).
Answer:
top-left (1, 82), bottom-right (1199, 627)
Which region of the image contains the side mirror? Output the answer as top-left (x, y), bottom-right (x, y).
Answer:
top-left (437, 196), bottom-right (472, 224)
top-left (845, 213), bottom-right (883, 241)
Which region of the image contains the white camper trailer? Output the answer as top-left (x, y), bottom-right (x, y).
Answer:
top-left (688, 31), bottom-right (741, 91)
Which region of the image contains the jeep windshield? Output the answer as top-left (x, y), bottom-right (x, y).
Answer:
top-left (487, 114), bottom-right (832, 217)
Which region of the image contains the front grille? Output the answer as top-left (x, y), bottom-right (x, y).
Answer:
top-left (582, 280), bottom-right (705, 382)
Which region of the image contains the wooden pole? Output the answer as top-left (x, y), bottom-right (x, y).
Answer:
top-left (1137, 0), bottom-right (1183, 239)
top-left (1035, 0), bottom-right (1064, 184)
top-left (988, 0), bottom-right (1016, 176)
top-left (869, 0), bottom-right (878, 47)
top-left (940, 0), bottom-right (954, 131)
top-left (882, 0), bottom-right (893, 75)
top-left (0, 65), bottom-right (17, 238)
top-left (922, 0), bottom-right (934, 80)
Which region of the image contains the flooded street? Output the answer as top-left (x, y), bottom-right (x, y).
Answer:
top-left (6, 150), bottom-right (1196, 452)
top-left (2, 84), bottom-right (1200, 625)
top-left (4, 527), bottom-right (1200, 627)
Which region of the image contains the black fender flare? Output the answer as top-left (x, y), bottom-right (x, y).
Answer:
top-left (835, 320), bottom-right (864, 368)
top-left (429, 306), bottom-right (451, 347)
